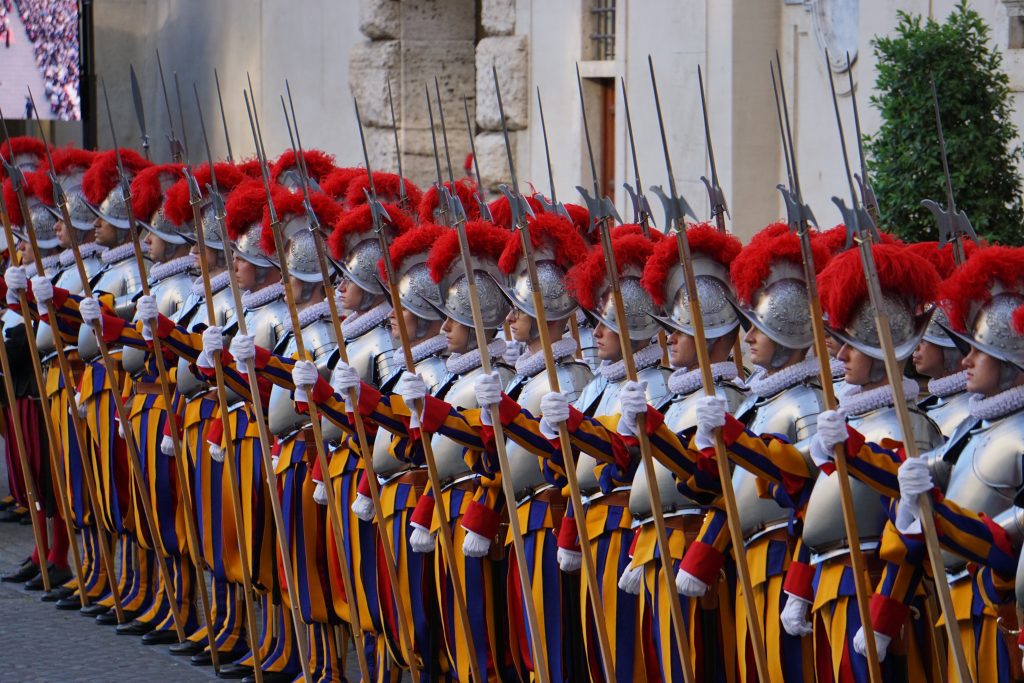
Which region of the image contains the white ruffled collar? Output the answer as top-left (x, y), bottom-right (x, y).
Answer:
top-left (598, 341), bottom-right (664, 382)
top-left (149, 254), bottom-right (196, 283)
top-left (189, 270), bottom-right (231, 298)
top-left (446, 338), bottom-right (506, 376)
top-left (401, 333), bottom-right (448, 365)
top-left (928, 370), bottom-right (968, 399)
top-left (840, 376), bottom-right (920, 418)
top-left (59, 242), bottom-right (105, 267)
top-left (100, 242), bottom-right (142, 265)
top-left (281, 298), bottom-right (332, 333)
top-left (342, 301), bottom-right (390, 340)
top-left (830, 356), bottom-right (845, 378)
top-left (514, 337), bottom-right (579, 378)
top-left (241, 282), bottom-right (285, 310)
top-left (668, 361), bottom-right (739, 396)
top-left (969, 385), bottom-right (1024, 421)
top-left (746, 355), bottom-right (822, 398)
top-left (25, 253), bottom-right (61, 278)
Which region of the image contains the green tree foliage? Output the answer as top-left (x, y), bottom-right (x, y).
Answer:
top-left (867, 1), bottom-right (1024, 244)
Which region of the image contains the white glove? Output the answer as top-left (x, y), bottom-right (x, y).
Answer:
top-left (810, 409), bottom-right (847, 467)
top-left (74, 391), bottom-right (86, 418)
top-left (5, 266), bottom-right (26, 306)
top-left (694, 395), bottom-right (727, 451)
top-left (209, 443), bottom-right (225, 463)
top-left (539, 391), bottom-right (570, 440)
top-left (330, 361), bottom-right (361, 395)
top-left (352, 493), bottom-right (374, 521)
top-left (30, 276), bottom-right (53, 305)
top-left (618, 564), bottom-right (644, 595)
top-left (312, 481), bottom-right (328, 506)
top-left (895, 457), bottom-right (933, 534)
top-left (557, 547), bottom-right (582, 572)
top-left (409, 522), bottom-right (436, 553)
top-left (617, 380), bottom-right (648, 437)
top-left (502, 340), bottom-right (523, 366)
top-left (136, 294), bottom-right (158, 322)
top-left (78, 296), bottom-right (102, 326)
top-left (229, 334), bottom-right (255, 374)
top-left (197, 326), bottom-right (224, 371)
top-left (291, 360), bottom-right (319, 404)
top-left (780, 594), bottom-right (814, 637)
top-left (675, 568), bottom-right (709, 597)
top-left (161, 434), bottom-right (175, 456)
top-left (462, 528), bottom-right (492, 558)
top-left (853, 626), bottom-right (892, 661)
top-left (474, 370), bottom-right (502, 427)
top-left (395, 371), bottom-right (427, 427)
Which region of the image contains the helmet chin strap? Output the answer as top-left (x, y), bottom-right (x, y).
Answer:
top-left (942, 346), bottom-right (964, 376)
top-left (867, 358), bottom-right (887, 385)
top-left (998, 362), bottom-right (1021, 392)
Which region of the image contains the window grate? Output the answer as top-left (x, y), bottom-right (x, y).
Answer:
top-left (590, 0), bottom-right (616, 61)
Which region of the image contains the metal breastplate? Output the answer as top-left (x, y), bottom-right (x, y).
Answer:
top-left (268, 319), bottom-right (338, 438)
top-left (943, 410), bottom-right (1024, 569)
top-left (506, 360), bottom-right (595, 499)
top-left (53, 253), bottom-right (104, 295)
top-left (344, 325), bottom-right (397, 387)
top-left (574, 365), bottom-right (672, 495)
top-left (925, 390), bottom-right (973, 441)
top-left (734, 382), bottom-right (825, 538)
top-left (371, 355), bottom-right (449, 477)
top-left (174, 285), bottom-right (238, 398)
top-left (629, 381), bottom-right (747, 519)
top-left (78, 256), bottom-right (150, 360)
top-left (804, 402), bottom-right (943, 555)
top-left (430, 364), bottom-right (515, 483)
top-left (123, 270), bottom-right (194, 376)
top-left (245, 296), bottom-right (291, 351)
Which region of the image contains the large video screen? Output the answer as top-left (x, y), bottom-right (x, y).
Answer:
top-left (0, 0), bottom-right (80, 121)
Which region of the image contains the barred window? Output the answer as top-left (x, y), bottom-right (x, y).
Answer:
top-left (589, 0), bottom-right (616, 61)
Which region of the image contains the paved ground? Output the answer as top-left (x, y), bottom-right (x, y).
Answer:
top-left (0, 446), bottom-right (370, 681)
top-left (0, 10), bottom-right (49, 118)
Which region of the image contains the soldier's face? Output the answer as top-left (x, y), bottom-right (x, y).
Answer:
top-left (93, 217), bottom-right (119, 247)
top-left (912, 340), bottom-right (951, 379)
top-left (339, 279), bottom-right (365, 311)
top-left (593, 322), bottom-right (622, 362)
top-left (824, 335), bottom-right (840, 359)
top-left (389, 308), bottom-right (416, 343)
top-left (55, 219), bottom-right (72, 248)
top-left (963, 347), bottom-right (1003, 395)
top-left (16, 240), bottom-right (33, 265)
top-left (667, 330), bottom-right (697, 369)
top-left (441, 317), bottom-right (471, 354)
top-left (507, 308), bottom-right (533, 343)
top-left (836, 343), bottom-right (874, 387)
top-left (743, 327), bottom-right (776, 368)
top-left (233, 256), bottom-right (259, 291)
top-left (145, 231), bottom-right (168, 262)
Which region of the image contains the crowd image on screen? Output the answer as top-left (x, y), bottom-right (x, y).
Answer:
top-left (1, 0), bottom-right (80, 120)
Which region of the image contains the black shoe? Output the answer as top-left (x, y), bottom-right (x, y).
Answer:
top-left (95, 609), bottom-right (122, 625)
top-left (25, 564), bottom-right (71, 591)
top-left (169, 639), bottom-right (206, 656)
top-left (241, 671), bottom-right (295, 683)
top-left (216, 663), bottom-right (254, 679)
top-left (192, 648), bottom-right (245, 667)
top-left (18, 514), bottom-right (32, 525)
top-left (116, 619), bottom-right (155, 636)
top-left (1, 561), bottom-right (39, 583)
top-left (0, 495), bottom-right (14, 510)
top-left (55, 594), bottom-right (84, 610)
top-left (80, 602), bottom-right (110, 617)
top-left (0, 507), bottom-right (27, 523)
top-left (41, 586), bottom-right (73, 603)
top-left (141, 629), bottom-right (179, 645)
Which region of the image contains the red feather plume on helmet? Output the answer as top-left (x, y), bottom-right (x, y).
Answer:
top-left (487, 193), bottom-right (544, 230)
top-left (25, 170), bottom-right (55, 208)
top-left (611, 223), bottom-right (666, 242)
top-left (162, 162), bottom-right (246, 226)
top-left (730, 222), bottom-right (830, 306)
top-left (81, 148), bottom-right (151, 206)
top-left (642, 223), bottom-right (742, 306)
top-left (938, 246), bottom-right (1024, 332)
top-left (566, 233), bottom-right (656, 311)
top-left (0, 136), bottom-right (48, 174)
top-left (563, 203), bottom-right (590, 237)
top-left (235, 158), bottom-right (263, 179)
top-left (224, 179), bottom-right (271, 240)
top-left (497, 212), bottom-right (587, 276)
top-left (50, 147), bottom-right (95, 175)
top-left (130, 164), bottom-right (185, 223)
top-left (327, 202), bottom-right (415, 261)
top-left (345, 171), bottom-right (423, 214)
top-left (321, 167), bottom-right (365, 202)
top-left (418, 179), bottom-right (479, 225)
top-left (819, 243), bottom-right (939, 332)
top-left (259, 187), bottom-right (342, 257)
top-left (817, 224), bottom-right (902, 255)
top-left (379, 224), bottom-right (451, 283)
top-left (2, 178), bottom-right (24, 225)
top-left (427, 220), bottom-right (511, 283)
top-left (902, 240), bottom-right (981, 281)
top-left (270, 149), bottom-right (336, 185)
